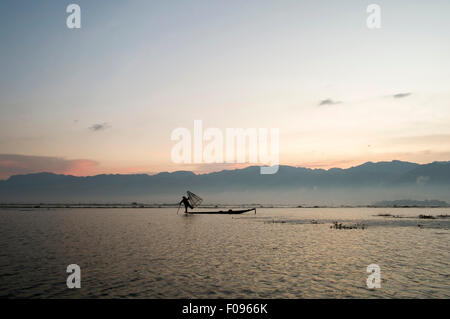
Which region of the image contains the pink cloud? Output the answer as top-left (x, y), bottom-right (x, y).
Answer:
top-left (0, 154), bottom-right (99, 179)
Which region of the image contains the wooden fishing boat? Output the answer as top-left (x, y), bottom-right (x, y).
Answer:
top-left (177, 191), bottom-right (256, 215)
top-left (187, 208), bottom-right (256, 215)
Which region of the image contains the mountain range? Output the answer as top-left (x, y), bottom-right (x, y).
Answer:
top-left (1, 160), bottom-right (449, 205)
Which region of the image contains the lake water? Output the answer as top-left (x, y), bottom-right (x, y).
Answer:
top-left (0, 207), bottom-right (449, 298)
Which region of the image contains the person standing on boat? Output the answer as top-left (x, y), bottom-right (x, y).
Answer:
top-left (179, 196), bottom-right (193, 214)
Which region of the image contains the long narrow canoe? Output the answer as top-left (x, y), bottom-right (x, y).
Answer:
top-left (187, 208), bottom-right (256, 215)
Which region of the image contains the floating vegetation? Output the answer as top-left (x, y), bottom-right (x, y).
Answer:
top-left (374, 213), bottom-right (450, 219)
top-left (264, 219), bottom-right (288, 224)
top-left (263, 219), bottom-right (322, 225)
top-left (374, 213), bottom-right (403, 218)
top-left (239, 213), bottom-right (449, 231)
top-left (419, 215), bottom-right (436, 219)
top-left (330, 221), bottom-right (366, 230)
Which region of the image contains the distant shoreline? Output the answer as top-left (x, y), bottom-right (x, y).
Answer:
top-left (1, 204), bottom-right (449, 209)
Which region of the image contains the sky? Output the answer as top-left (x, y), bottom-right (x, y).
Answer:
top-left (1, 0), bottom-right (450, 179)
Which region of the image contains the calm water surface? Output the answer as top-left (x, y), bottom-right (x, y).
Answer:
top-left (0, 207), bottom-right (449, 298)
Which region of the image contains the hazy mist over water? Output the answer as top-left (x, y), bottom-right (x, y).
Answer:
top-left (0, 207), bottom-right (449, 298)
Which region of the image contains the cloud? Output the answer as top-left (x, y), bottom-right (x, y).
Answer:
top-left (393, 92), bottom-right (412, 99)
top-left (89, 122), bottom-right (110, 131)
top-left (318, 99), bottom-right (341, 106)
top-left (0, 154), bottom-right (99, 179)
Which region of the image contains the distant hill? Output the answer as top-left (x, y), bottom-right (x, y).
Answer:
top-left (1, 161), bottom-right (450, 205)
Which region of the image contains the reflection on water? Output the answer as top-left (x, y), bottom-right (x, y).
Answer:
top-left (0, 207), bottom-right (449, 298)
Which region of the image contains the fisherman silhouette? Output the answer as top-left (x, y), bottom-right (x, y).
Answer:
top-left (179, 196), bottom-right (193, 214)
